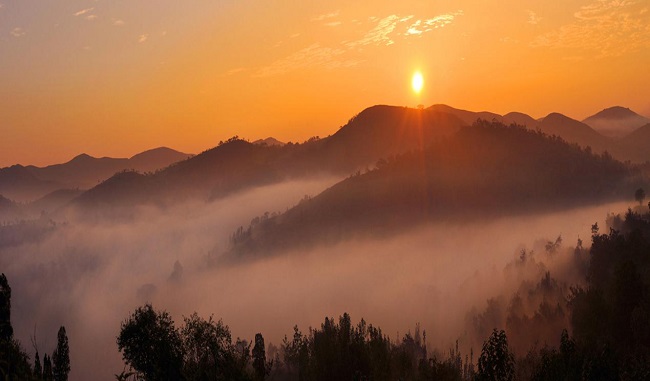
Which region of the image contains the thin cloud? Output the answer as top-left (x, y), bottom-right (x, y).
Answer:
top-left (312, 10), bottom-right (339, 22)
top-left (256, 11), bottom-right (462, 77)
top-left (86, 14), bottom-right (97, 21)
top-left (531, 0), bottom-right (650, 57)
top-left (527, 10), bottom-right (541, 25)
top-left (138, 34), bottom-right (148, 43)
top-left (346, 15), bottom-right (401, 47)
top-left (254, 43), bottom-right (362, 77)
top-left (405, 11), bottom-right (464, 36)
top-left (10, 27), bottom-right (25, 37)
top-left (225, 67), bottom-right (246, 76)
top-left (113, 19), bottom-right (125, 26)
top-left (74, 7), bottom-right (94, 17)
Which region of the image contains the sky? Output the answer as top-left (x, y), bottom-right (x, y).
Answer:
top-left (1, 0), bottom-right (649, 167)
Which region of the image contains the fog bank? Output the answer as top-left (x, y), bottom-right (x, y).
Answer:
top-left (0, 182), bottom-right (632, 380)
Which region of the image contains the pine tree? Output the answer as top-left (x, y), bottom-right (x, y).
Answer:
top-left (0, 273), bottom-right (13, 341)
top-left (477, 329), bottom-right (515, 381)
top-left (43, 354), bottom-right (53, 381)
top-left (52, 326), bottom-right (70, 381)
top-left (34, 350), bottom-right (43, 379)
top-left (252, 333), bottom-right (270, 381)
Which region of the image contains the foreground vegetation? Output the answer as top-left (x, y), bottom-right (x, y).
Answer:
top-left (117, 205), bottom-right (650, 380)
top-left (3, 204), bottom-right (650, 380)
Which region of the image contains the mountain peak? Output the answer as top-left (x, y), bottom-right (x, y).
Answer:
top-left (253, 137), bottom-right (285, 147)
top-left (583, 106), bottom-right (650, 138)
top-left (587, 106), bottom-right (639, 120)
top-left (70, 153), bottom-right (94, 162)
top-left (543, 112), bottom-right (572, 121)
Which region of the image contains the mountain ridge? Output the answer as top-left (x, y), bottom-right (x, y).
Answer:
top-left (0, 147), bottom-right (192, 203)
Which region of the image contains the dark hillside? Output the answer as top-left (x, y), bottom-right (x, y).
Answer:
top-left (71, 106), bottom-right (465, 209)
top-left (226, 120), bottom-right (636, 258)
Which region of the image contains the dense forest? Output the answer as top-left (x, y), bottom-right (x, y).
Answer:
top-left (3, 203), bottom-right (650, 380)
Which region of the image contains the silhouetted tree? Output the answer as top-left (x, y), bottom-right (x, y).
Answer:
top-left (34, 350), bottom-right (43, 379)
top-left (0, 273), bottom-right (12, 341)
top-left (476, 329), bottom-right (515, 381)
top-left (52, 326), bottom-right (70, 381)
top-left (181, 312), bottom-right (251, 381)
top-left (252, 333), bottom-right (270, 381)
top-left (43, 354), bottom-right (53, 381)
top-left (117, 304), bottom-right (184, 381)
top-left (635, 187), bottom-right (646, 205)
top-left (0, 273), bottom-right (33, 380)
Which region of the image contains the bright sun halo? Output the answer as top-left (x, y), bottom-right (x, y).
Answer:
top-left (412, 71), bottom-right (423, 94)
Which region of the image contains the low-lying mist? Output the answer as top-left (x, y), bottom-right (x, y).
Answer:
top-left (0, 178), bottom-right (632, 380)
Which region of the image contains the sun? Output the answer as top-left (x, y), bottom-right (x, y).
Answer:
top-left (412, 71), bottom-right (424, 94)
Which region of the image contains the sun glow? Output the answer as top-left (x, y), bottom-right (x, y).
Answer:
top-left (412, 71), bottom-right (424, 94)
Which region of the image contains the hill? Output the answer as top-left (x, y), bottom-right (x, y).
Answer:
top-left (0, 165), bottom-right (61, 203)
top-left (428, 104), bottom-right (502, 125)
top-left (71, 106), bottom-right (466, 209)
top-left (253, 137), bottom-right (285, 146)
top-left (538, 113), bottom-right (610, 153)
top-left (0, 147), bottom-right (191, 202)
top-left (583, 106), bottom-right (650, 138)
top-left (612, 123), bottom-right (650, 163)
top-left (128, 147), bottom-right (193, 173)
top-left (224, 120), bottom-right (637, 259)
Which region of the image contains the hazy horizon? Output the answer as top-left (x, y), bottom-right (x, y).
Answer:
top-left (1, 0), bottom-right (649, 167)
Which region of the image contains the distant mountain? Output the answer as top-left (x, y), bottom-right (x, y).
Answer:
top-left (28, 189), bottom-right (84, 215)
top-left (428, 104), bottom-right (502, 125)
top-left (224, 120), bottom-right (636, 259)
top-left (0, 166), bottom-right (61, 203)
top-left (429, 104), bottom-right (540, 128)
top-left (253, 137), bottom-right (285, 146)
top-left (0, 147), bottom-right (191, 202)
top-left (71, 106), bottom-right (467, 210)
top-left (539, 113), bottom-right (610, 153)
top-left (128, 147), bottom-right (193, 173)
top-left (583, 106), bottom-right (650, 138)
top-left (612, 123), bottom-right (650, 162)
top-left (0, 195), bottom-right (23, 222)
top-left (502, 112), bottom-right (539, 128)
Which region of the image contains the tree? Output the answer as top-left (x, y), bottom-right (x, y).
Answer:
top-left (117, 304), bottom-right (184, 381)
top-left (181, 312), bottom-right (251, 381)
top-left (476, 329), bottom-right (515, 381)
top-left (43, 354), bottom-right (53, 381)
top-left (252, 333), bottom-right (271, 381)
top-left (0, 273), bottom-right (12, 341)
top-left (635, 187), bottom-right (645, 205)
top-left (52, 326), bottom-right (70, 381)
top-left (34, 350), bottom-right (43, 379)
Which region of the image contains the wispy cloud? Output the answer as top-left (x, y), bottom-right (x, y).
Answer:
top-left (404, 11), bottom-right (464, 36)
top-left (225, 67), bottom-right (246, 76)
top-left (74, 7), bottom-right (94, 17)
top-left (257, 10), bottom-right (462, 77)
top-left (527, 10), bottom-right (541, 25)
top-left (312, 10), bottom-right (339, 22)
top-left (346, 15), bottom-right (401, 47)
top-left (113, 19), bottom-right (125, 26)
top-left (138, 34), bottom-right (148, 43)
top-left (255, 43), bottom-right (362, 77)
top-left (10, 27), bottom-right (25, 37)
top-left (532, 0), bottom-right (650, 57)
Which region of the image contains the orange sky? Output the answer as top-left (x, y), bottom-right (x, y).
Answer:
top-left (1, 0), bottom-right (649, 167)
